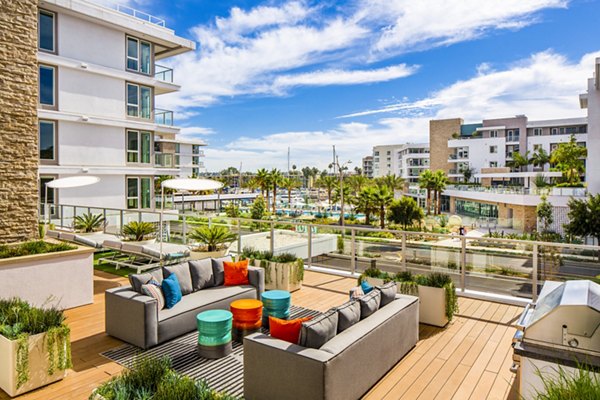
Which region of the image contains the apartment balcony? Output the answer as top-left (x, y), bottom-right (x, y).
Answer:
top-left (154, 108), bottom-right (174, 126)
top-left (154, 152), bottom-right (175, 168)
top-left (448, 153), bottom-right (468, 162)
top-left (154, 64), bottom-right (173, 83)
top-left (101, 1), bottom-right (166, 27)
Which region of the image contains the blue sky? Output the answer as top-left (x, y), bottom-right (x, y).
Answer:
top-left (125, 0), bottom-right (600, 171)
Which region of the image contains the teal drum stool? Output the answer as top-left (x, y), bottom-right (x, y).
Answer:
top-left (261, 290), bottom-right (291, 328)
top-left (196, 310), bottom-right (233, 359)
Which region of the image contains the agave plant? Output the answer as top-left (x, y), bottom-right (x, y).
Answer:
top-left (73, 212), bottom-right (105, 233)
top-left (188, 226), bottom-right (237, 252)
top-left (122, 221), bottom-right (156, 242)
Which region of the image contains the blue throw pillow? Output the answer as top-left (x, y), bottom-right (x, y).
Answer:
top-left (161, 273), bottom-right (182, 309)
top-left (360, 280), bottom-right (373, 294)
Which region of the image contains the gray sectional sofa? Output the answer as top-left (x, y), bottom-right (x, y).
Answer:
top-left (244, 292), bottom-right (419, 400)
top-left (105, 256), bottom-right (264, 349)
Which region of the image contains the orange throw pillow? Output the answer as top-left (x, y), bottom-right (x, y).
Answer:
top-left (223, 260), bottom-right (250, 286)
top-left (269, 316), bottom-right (312, 344)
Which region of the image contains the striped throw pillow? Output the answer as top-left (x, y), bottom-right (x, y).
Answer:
top-left (141, 279), bottom-right (165, 310)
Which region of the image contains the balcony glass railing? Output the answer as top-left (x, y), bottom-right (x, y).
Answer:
top-left (154, 153), bottom-right (175, 168)
top-left (154, 109), bottom-right (173, 126)
top-left (154, 64), bottom-right (173, 83)
top-left (95, 1), bottom-right (166, 27)
top-left (446, 184), bottom-right (587, 197)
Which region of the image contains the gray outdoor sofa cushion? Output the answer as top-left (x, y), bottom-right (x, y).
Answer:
top-left (106, 260), bottom-right (264, 349)
top-left (189, 259), bottom-right (215, 290)
top-left (299, 309), bottom-right (339, 349)
top-left (335, 300), bottom-right (360, 333)
top-left (211, 255), bottom-right (233, 286)
top-left (129, 268), bottom-right (164, 293)
top-left (244, 294), bottom-right (419, 400)
top-left (163, 263), bottom-right (194, 295)
top-left (376, 282), bottom-right (397, 307)
top-left (358, 289), bottom-right (381, 319)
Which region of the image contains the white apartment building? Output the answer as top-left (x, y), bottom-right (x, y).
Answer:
top-left (37, 0), bottom-right (203, 211)
top-left (362, 156), bottom-right (373, 178)
top-left (446, 116), bottom-right (587, 182)
top-left (372, 143), bottom-right (429, 183)
top-left (580, 57), bottom-right (600, 194)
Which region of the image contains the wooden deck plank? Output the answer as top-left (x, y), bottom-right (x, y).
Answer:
top-left (0, 269), bottom-right (523, 400)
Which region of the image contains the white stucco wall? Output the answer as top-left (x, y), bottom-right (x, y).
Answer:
top-left (448, 137), bottom-right (506, 172)
top-left (58, 121), bottom-right (125, 166)
top-left (57, 174), bottom-right (126, 209)
top-left (58, 68), bottom-right (124, 118)
top-left (586, 77), bottom-right (600, 194)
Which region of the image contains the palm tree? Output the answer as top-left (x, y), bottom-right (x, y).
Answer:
top-left (346, 175), bottom-right (371, 197)
top-left (316, 175), bottom-right (337, 205)
top-left (375, 174), bottom-right (404, 192)
top-left (432, 170), bottom-right (449, 215)
top-left (418, 170), bottom-right (435, 215)
top-left (508, 151), bottom-right (530, 172)
top-left (459, 166), bottom-right (474, 183)
top-left (269, 168), bottom-right (284, 214)
top-left (255, 168), bottom-right (269, 196)
top-left (371, 186), bottom-right (394, 229)
top-left (281, 177), bottom-right (301, 206)
top-left (354, 187), bottom-right (377, 225)
top-left (530, 148), bottom-right (550, 171)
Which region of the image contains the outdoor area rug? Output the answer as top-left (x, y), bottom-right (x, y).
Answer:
top-left (101, 305), bottom-right (321, 398)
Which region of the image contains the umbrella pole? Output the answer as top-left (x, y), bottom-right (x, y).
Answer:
top-left (160, 185), bottom-right (164, 264)
top-left (44, 183), bottom-right (49, 234)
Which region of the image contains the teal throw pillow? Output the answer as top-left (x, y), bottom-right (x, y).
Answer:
top-left (162, 273), bottom-right (182, 309)
top-left (360, 280), bottom-right (373, 294)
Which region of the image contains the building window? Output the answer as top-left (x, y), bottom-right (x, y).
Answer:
top-left (127, 130), bottom-right (152, 164)
top-left (551, 128), bottom-right (558, 135)
top-left (39, 120), bottom-right (56, 161)
top-left (38, 10), bottom-right (55, 53)
top-left (533, 144), bottom-right (542, 151)
top-left (126, 37), bottom-right (152, 75)
top-left (533, 128), bottom-right (542, 136)
top-left (489, 161), bottom-right (498, 168)
top-left (39, 65), bottom-right (55, 106)
top-left (489, 145), bottom-right (497, 154)
top-left (192, 156), bottom-right (200, 165)
top-left (126, 83), bottom-right (152, 119)
top-left (40, 176), bottom-right (57, 217)
top-left (489, 130), bottom-right (498, 138)
top-left (127, 177), bottom-right (152, 209)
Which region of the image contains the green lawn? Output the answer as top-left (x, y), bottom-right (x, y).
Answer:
top-left (93, 251), bottom-right (130, 278)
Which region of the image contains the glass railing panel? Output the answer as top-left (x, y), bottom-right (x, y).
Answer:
top-left (405, 232), bottom-right (461, 288)
top-left (154, 64), bottom-right (173, 83)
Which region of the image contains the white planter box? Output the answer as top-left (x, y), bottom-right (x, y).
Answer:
top-left (191, 250), bottom-right (227, 260)
top-left (365, 277), bottom-right (385, 287)
top-left (253, 260), bottom-right (303, 292)
top-left (0, 333), bottom-right (67, 397)
top-left (417, 285), bottom-right (448, 327)
top-left (0, 245), bottom-right (94, 310)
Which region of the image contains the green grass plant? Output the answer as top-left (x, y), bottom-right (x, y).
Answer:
top-left (535, 364), bottom-right (600, 400)
top-left (0, 241), bottom-right (75, 260)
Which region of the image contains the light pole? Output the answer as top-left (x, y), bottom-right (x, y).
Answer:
top-left (329, 156), bottom-right (351, 227)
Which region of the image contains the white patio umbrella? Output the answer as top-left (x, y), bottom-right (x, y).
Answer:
top-left (159, 178), bottom-right (223, 259)
top-left (44, 175), bottom-right (100, 225)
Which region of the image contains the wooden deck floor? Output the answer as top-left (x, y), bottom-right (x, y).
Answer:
top-left (0, 269), bottom-right (522, 400)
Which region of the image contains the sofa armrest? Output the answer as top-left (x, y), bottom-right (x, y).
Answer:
top-left (105, 286), bottom-right (158, 349)
top-left (243, 333), bottom-right (332, 400)
top-left (247, 266), bottom-right (264, 297)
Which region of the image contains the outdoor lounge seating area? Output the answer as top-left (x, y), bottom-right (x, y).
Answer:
top-left (0, 268), bottom-right (523, 400)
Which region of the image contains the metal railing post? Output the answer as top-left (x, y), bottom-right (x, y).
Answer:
top-left (270, 221), bottom-right (275, 254)
top-left (208, 216), bottom-right (212, 229)
top-left (103, 209), bottom-right (107, 233)
top-left (402, 232), bottom-right (407, 271)
top-left (351, 229), bottom-right (356, 275)
top-left (532, 244), bottom-right (538, 301)
top-left (460, 236), bottom-right (466, 292)
top-left (307, 225), bottom-right (313, 268)
top-left (120, 210), bottom-right (124, 233)
top-left (60, 205), bottom-right (64, 228)
top-left (237, 219), bottom-right (242, 255)
top-left (138, 211), bottom-right (142, 222)
top-left (182, 214), bottom-right (187, 244)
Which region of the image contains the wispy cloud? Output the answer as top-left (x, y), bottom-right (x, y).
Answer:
top-left (204, 50), bottom-right (596, 171)
top-left (157, 0), bottom-right (565, 111)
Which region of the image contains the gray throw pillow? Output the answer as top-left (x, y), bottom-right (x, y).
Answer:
top-left (163, 263), bottom-right (193, 295)
top-left (358, 289), bottom-right (381, 319)
top-left (129, 268), bottom-right (164, 294)
top-left (189, 259), bottom-right (214, 291)
top-left (376, 282), bottom-right (397, 307)
top-left (211, 255), bottom-right (233, 286)
top-left (298, 309), bottom-right (338, 349)
top-left (335, 301), bottom-right (360, 333)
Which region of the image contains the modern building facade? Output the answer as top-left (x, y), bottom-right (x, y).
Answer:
top-left (428, 115), bottom-right (588, 232)
top-left (580, 57), bottom-right (600, 194)
top-left (37, 0), bottom-right (203, 211)
top-left (372, 143), bottom-right (430, 182)
top-left (362, 156), bottom-right (373, 178)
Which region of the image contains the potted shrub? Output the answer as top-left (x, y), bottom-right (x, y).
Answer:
top-left (359, 270), bottom-right (459, 327)
top-left (74, 212), bottom-right (105, 233)
top-left (122, 221), bottom-right (156, 243)
top-left (91, 356), bottom-right (236, 400)
top-left (0, 298), bottom-right (72, 397)
top-left (188, 226), bottom-right (237, 259)
top-left (241, 247), bottom-right (304, 292)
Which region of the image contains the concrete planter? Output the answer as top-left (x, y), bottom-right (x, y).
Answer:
top-left (252, 260), bottom-right (303, 292)
top-left (0, 245), bottom-right (94, 310)
top-left (365, 277), bottom-right (385, 287)
top-left (0, 332), bottom-right (67, 397)
top-left (191, 249), bottom-right (228, 260)
top-left (417, 285), bottom-right (448, 327)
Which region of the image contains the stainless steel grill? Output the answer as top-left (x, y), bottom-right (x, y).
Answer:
top-left (511, 280), bottom-right (600, 398)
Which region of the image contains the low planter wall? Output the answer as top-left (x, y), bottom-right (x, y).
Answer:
top-left (0, 246), bottom-right (94, 310)
top-left (0, 332), bottom-right (67, 397)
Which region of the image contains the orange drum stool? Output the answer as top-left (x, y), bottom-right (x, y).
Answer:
top-left (230, 299), bottom-right (263, 341)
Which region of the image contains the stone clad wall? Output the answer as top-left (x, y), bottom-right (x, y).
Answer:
top-left (0, 0), bottom-right (40, 243)
top-left (429, 118), bottom-right (462, 175)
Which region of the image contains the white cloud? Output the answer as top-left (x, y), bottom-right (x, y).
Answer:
top-left (179, 126), bottom-right (215, 136)
top-left (205, 50), bottom-right (597, 171)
